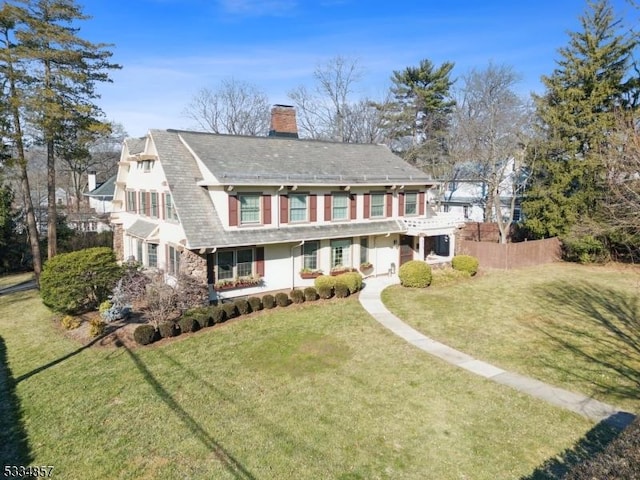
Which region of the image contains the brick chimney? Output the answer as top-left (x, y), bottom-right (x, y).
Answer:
top-left (269, 104), bottom-right (298, 138)
top-left (88, 171), bottom-right (97, 192)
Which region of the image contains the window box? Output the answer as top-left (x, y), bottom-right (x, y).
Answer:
top-left (214, 275), bottom-right (262, 291)
top-left (330, 266), bottom-right (356, 276)
top-left (299, 269), bottom-right (323, 279)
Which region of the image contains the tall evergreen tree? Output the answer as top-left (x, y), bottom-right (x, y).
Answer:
top-left (522, 0), bottom-right (638, 238)
top-left (12, 0), bottom-right (119, 258)
top-left (378, 59), bottom-right (456, 177)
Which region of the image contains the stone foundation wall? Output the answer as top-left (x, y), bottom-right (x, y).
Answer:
top-left (113, 224), bottom-right (124, 261)
top-left (181, 249), bottom-right (207, 284)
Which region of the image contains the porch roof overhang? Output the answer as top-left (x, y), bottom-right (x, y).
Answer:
top-left (126, 219), bottom-right (160, 241)
top-left (401, 212), bottom-right (466, 237)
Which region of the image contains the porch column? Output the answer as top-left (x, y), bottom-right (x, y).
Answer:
top-left (448, 233), bottom-right (456, 259)
top-left (418, 235), bottom-right (425, 261)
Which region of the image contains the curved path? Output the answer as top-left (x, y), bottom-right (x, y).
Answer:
top-left (359, 276), bottom-right (634, 429)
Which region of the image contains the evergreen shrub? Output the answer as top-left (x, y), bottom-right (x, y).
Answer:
top-left (451, 255), bottom-right (479, 275)
top-left (262, 294), bottom-right (276, 309)
top-left (275, 292), bottom-right (290, 307)
top-left (398, 260), bottom-right (432, 288)
top-left (134, 324), bottom-right (156, 345)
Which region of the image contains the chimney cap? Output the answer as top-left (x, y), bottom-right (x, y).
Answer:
top-left (273, 104), bottom-right (294, 109)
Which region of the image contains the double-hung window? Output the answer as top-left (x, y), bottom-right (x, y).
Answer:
top-left (164, 193), bottom-right (178, 221)
top-left (332, 193), bottom-right (349, 220)
top-left (126, 191), bottom-right (137, 213)
top-left (330, 239), bottom-right (351, 268)
top-left (150, 192), bottom-right (159, 218)
top-left (239, 194), bottom-right (261, 225)
top-left (289, 194), bottom-right (308, 223)
top-left (303, 241), bottom-right (319, 270)
top-left (140, 192), bottom-right (148, 216)
top-left (147, 243), bottom-right (158, 268)
top-left (168, 246), bottom-right (180, 276)
top-left (404, 192), bottom-right (418, 216)
top-left (370, 193), bottom-right (385, 217)
top-left (217, 249), bottom-right (255, 280)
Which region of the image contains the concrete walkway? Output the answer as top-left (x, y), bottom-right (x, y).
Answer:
top-left (359, 276), bottom-right (634, 429)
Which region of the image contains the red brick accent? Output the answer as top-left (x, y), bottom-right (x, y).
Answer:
top-left (269, 105), bottom-right (298, 138)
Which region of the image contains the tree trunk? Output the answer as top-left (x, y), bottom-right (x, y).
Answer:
top-left (47, 137), bottom-right (57, 258)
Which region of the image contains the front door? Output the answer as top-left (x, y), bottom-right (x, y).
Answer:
top-left (399, 235), bottom-right (415, 266)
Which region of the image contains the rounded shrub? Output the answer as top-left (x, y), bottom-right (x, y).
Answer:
top-left (451, 255), bottom-right (479, 275)
top-left (158, 321), bottom-right (178, 338)
top-left (89, 317), bottom-right (106, 337)
top-left (317, 285), bottom-right (333, 299)
top-left (222, 303), bottom-right (238, 319)
top-left (134, 324), bottom-right (156, 345)
top-left (304, 286), bottom-right (318, 301)
top-left (262, 294), bottom-right (276, 309)
top-left (61, 315), bottom-right (81, 330)
top-left (334, 279), bottom-right (350, 298)
top-left (275, 292), bottom-right (290, 307)
top-left (398, 260), bottom-right (432, 288)
top-left (290, 289), bottom-right (305, 304)
top-left (210, 305), bottom-right (226, 324)
top-left (40, 247), bottom-right (123, 314)
top-left (178, 315), bottom-right (199, 334)
top-left (248, 296), bottom-right (262, 312)
top-left (314, 274), bottom-right (336, 291)
top-left (234, 298), bottom-right (252, 315)
top-left (339, 272), bottom-right (363, 294)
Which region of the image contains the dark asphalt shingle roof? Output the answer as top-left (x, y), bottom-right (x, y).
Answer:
top-left (143, 129), bottom-right (428, 249)
top-left (86, 174), bottom-right (116, 198)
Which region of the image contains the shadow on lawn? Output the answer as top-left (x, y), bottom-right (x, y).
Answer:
top-left (122, 344), bottom-right (256, 480)
top-left (521, 411), bottom-right (635, 480)
top-left (532, 280), bottom-right (640, 404)
top-left (0, 336), bottom-right (32, 467)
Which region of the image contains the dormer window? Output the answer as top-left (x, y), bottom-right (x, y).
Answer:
top-left (239, 194), bottom-right (261, 225)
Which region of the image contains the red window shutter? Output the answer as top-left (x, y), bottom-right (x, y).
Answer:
top-left (256, 247), bottom-right (265, 277)
top-left (398, 192), bottom-right (405, 216)
top-left (160, 194), bottom-right (165, 220)
top-left (310, 194), bottom-right (317, 222)
top-left (228, 195), bottom-right (238, 227)
top-left (349, 194), bottom-right (356, 219)
top-left (419, 192), bottom-right (425, 216)
top-left (280, 195), bottom-right (289, 224)
top-left (263, 195), bottom-right (272, 225)
top-left (363, 193), bottom-right (370, 219)
top-left (386, 193), bottom-right (393, 217)
top-left (324, 194), bottom-right (332, 221)
top-left (146, 192), bottom-right (151, 216)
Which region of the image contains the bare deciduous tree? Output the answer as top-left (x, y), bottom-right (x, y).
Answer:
top-left (184, 79), bottom-right (271, 136)
top-left (449, 62), bottom-right (533, 242)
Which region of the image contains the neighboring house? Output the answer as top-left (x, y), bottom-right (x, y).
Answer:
top-left (111, 106), bottom-right (464, 301)
top-left (440, 161), bottom-right (523, 224)
top-left (75, 172), bottom-right (117, 233)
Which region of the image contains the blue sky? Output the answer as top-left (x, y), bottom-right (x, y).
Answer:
top-left (80, 0), bottom-right (637, 138)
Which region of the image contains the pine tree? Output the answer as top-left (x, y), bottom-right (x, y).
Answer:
top-left (13, 0), bottom-right (120, 258)
top-left (523, 0), bottom-right (638, 238)
top-left (379, 59), bottom-right (456, 177)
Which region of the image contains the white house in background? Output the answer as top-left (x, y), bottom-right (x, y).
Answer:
top-left (110, 105), bottom-right (465, 301)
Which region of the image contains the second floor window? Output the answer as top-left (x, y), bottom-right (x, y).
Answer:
top-left (370, 193), bottom-right (385, 218)
top-left (164, 193), bottom-right (178, 221)
top-left (150, 192), bottom-right (159, 218)
top-left (405, 192), bottom-right (418, 216)
top-left (332, 193), bottom-right (349, 220)
top-left (239, 194), bottom-right (260, 225)
top-left (140, 192), bottom-right (148, 216)
top-left (126, 191), bottom-right (137, 213)
top-left (289, 194), bottom-right (308, 222)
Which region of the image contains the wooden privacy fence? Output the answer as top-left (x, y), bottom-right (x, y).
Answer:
top-left (457, 237), bottom-right (562, 270)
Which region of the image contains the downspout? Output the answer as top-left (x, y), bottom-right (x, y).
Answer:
top-left (291, 240), bottom-right (304, 290)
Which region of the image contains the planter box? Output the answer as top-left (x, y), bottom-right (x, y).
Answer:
top-left (330, 268), bottom-right (357, 276)
top-left (300, 272), bottom-right (322, 279)
top-left (214, 281), bottom-right (262, 291)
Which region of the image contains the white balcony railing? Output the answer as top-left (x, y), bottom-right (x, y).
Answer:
top-left (401, 212), bottom-right (465, 234)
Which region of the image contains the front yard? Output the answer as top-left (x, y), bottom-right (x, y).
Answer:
top-left (0, 267), bottom-right (625, 479)
top-left (383, 262), bottom-right (640, 415)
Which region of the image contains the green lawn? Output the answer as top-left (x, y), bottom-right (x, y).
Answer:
top-left (0, 272), bottom-right (616, 479)
top-left (383, 262), bottom-right (640, 414)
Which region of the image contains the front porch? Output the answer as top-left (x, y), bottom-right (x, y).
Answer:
top-left (399, 212), bottom-right (465, 266)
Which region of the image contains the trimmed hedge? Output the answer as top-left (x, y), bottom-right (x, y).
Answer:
top-left (304, 287), bottom-right (318, 301)
top-left (248, 296), bottom-right (263, 312)
top-left (158, 321), bottom-right (178, 338)
top-left (134, 324), bottom-right (156, 345)
top-left (317, 285), bottom-right (333, 299)
top-left (210, 306), bottom-right (226, 324)
top-left (178, 316), bottom-right (199, 334)
top-left (334, 281), bottom-right (350, 298)
top-left (275, 292), bottom-right (290, 307)
top-left (451, 255), bottom-right (479, 275)
top-left (339, 272), bottom-right (362, 294)
top-left (262, 294), bottom-right (276, 309)
top-left (398, 260), bottom-right (432, 288)
top-left (290, 289), bottom-right (305, 304)
top-left (222, 303), bottom-right (238, 319)
top-left (234, 298), bottom-right (252, 315)
top-left (314, 274), bottom-right (336, 291)
top-left (40, 247), bottom-right (122, 314)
